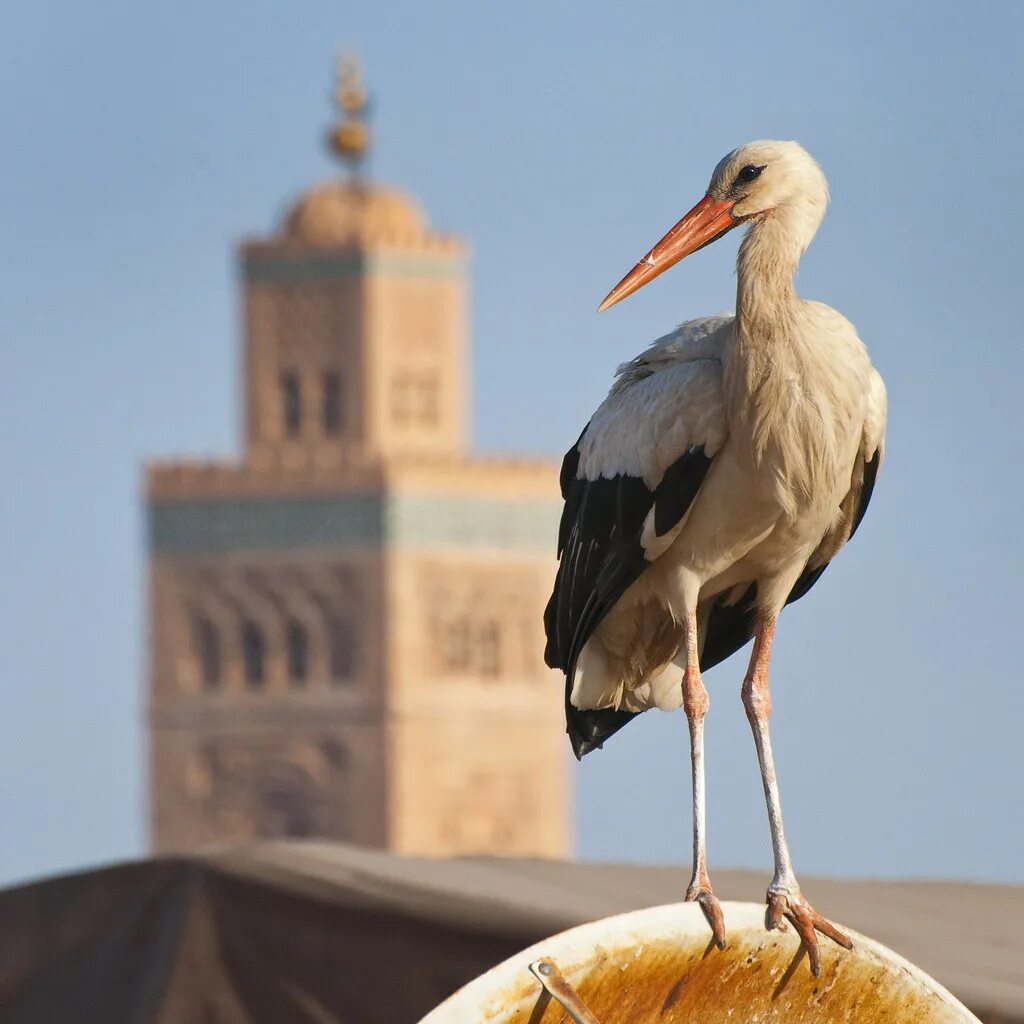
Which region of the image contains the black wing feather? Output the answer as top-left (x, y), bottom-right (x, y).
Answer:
top-left (544, 436), bottom-right (713, 758)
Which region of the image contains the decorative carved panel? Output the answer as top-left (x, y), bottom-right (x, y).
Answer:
top-left (185, 734), bottom-right (350, 841)
top-left (155, 558), bottom-right (368, 697)
top-left (415, 561), bottom-right (547, 681)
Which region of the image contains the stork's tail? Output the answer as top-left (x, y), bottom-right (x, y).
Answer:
top-left (566, 705), bottom-right (639, 760)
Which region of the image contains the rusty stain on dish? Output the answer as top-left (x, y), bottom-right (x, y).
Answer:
top-left (504, 940), bottom-right (950, 1022)
top-left (658, 974), bottom-right (687, 1014)
top-left (419, 903), bottom-right (980, 1024)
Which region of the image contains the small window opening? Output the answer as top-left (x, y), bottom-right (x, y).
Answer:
top-left (242, 621), bottom-right (265, 689)
top-left (194, 617), bottom-right (220, 690)
top-left (323, 371), bottom-right (343, 435)
top-left (281, 371), bottom-right (301, 438)
top-left (286, 620), bottom-right (308, 687)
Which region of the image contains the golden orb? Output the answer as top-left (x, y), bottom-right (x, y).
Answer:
top-left (329, 121), bottom-right (370, 161)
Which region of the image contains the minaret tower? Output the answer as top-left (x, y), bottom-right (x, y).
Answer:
top-left (146, 58), bottom-right (569, 857)
top-left (242, 54), bottom-right (467, 468)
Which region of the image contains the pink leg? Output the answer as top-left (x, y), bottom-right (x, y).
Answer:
top-left (681, 611), bottom-right (726, 950)
top-left (742, 614), bottom-right (852, 976)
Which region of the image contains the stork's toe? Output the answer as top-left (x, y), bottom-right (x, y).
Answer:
top-left (765, 888), bottom-right (852, 977)
top-left (685, 884), bottom-right (727, 950)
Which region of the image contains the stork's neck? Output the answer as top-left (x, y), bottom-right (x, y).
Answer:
top-left (734, 206), bottom-right (810, 333)
top-left (726, 200), bottom-right (824, 436)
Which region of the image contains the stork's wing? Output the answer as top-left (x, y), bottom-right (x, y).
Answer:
top-left (789, 365), bottom-right (888, 599)
top-left (543, 318), bottom-right (731, 756)
top-left (702, 366), bottom-right (888, 669)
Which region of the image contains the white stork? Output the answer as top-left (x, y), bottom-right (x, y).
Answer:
top-left (544, 140), bottom-right (886, 975)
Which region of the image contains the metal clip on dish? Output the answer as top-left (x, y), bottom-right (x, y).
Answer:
top-left (528, 959), bottom-right (603, 1024)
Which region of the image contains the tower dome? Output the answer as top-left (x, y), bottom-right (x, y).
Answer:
top-left (282, 182), bottom-right (427, 247)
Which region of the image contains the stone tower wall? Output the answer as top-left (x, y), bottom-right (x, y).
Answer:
top-left (146, 180), bottom-right (569, 858)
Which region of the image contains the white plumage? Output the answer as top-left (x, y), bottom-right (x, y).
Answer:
top-left (571, 311), bottom-right (885, 710)
top-left (545, 140), bottom-right (887, 975)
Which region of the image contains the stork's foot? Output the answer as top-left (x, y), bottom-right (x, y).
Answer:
top-left (766, 887), bottom-right (852, 977)
top-left (685, 882), bottom-right (727, 950)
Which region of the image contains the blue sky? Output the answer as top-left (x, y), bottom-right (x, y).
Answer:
top-left (1, 0), bottom-right (1021, 887)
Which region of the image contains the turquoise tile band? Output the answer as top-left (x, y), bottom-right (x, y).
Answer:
top-left (242, 251), bottom-right (464, 283)
top-left (150, 493), bottom-right (560, 555)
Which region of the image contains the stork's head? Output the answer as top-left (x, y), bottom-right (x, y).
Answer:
top-left (598, 140), bottom-right (828, 312)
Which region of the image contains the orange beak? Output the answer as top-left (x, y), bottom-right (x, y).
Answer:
top-left (597, 195), bottom-right (739, 312)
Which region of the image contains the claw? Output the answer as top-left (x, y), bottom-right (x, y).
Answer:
top-left (766, 890), bottom-right (852, 977)
top-left (686, 886), bottom-right (727, 950)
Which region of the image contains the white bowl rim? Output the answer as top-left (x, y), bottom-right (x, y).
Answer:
top-left (418, 900), bottom-right (980, 1023)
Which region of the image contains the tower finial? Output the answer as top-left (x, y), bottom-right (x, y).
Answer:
top-left (327, 53), bottom-right (371, 174)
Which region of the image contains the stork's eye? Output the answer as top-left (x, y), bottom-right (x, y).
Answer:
top-left (737, 164), bottom-right (765, 184)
